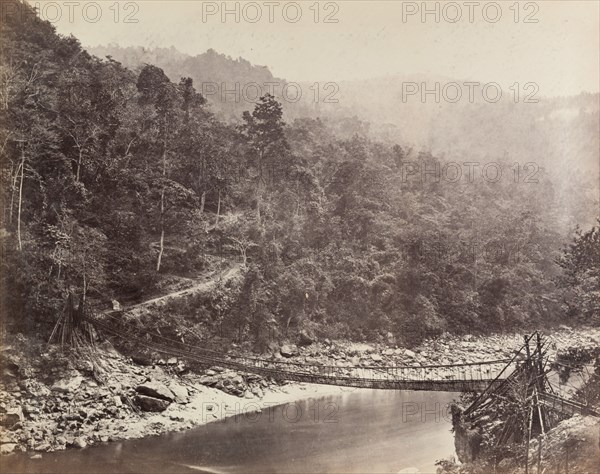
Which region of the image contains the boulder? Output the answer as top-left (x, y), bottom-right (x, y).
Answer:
top-left (251, 386), bottom-right (264, 398)
top-left (0, 407), bottom-right (24, 429)
top-left (168, 383), bottom-right (189, 404)
top-left (199, 371), bottom-right (247, 397)
top-left (23, 380), bottom-right (51, 398)
top-left (135, 394), bottom-right (170, 412)
top-left (51, 376), bottom-right (84, 393)
top-left (199, 374), bottom-right (220, 387)
top-left (111, 300), bottom-right (122, 311)
top-left (33, 442), bottom-right (51, 452)
top-left (404, 349), bottom-right (416, 358)
top-left (280, 344), bottom-right (298, 358)
top-left (383, 348), bottom-right (394, 356)
top-left (1, 443), bottom-right (17, 455)
top-left (298, 331), bottom-right (314, 347)
top-left (2, 360), bottom-right (20, 379)
top-left (131, 353), bottom-right (153, 366)
top-left (76, 360), bottom-right (94, 374)
top-left (73, 437), bottom-right (87, 449)
top-left (370, 353), bottom-right (383, 362)
top-left (136, 382), bottom-right (174, 402)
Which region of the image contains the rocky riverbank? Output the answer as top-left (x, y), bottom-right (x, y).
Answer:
top-left (1, 326), bottom-right (599, 459)
top-left (437, 414), bottom-right (600, 474)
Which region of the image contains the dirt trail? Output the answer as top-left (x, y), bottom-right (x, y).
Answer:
top-left (123, 263), bottom-right (242, 314)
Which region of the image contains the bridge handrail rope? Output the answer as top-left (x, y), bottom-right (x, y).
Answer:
top-left (89, 312), bottom-right (512, 371)
top-left (76, 315), bottom-right (596, 414)
top-left (82, 314), bottom-right (509, 388)
top-left (552, 360), bottom-right (597, 371)
top-left (537, 391), bottom-right (600, 417)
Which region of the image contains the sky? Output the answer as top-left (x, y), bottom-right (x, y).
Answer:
top-left (29, 0), bottom-right (600, 97)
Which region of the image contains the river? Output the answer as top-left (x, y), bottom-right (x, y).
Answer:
top-left (3, 389), bottom-right (459, 474)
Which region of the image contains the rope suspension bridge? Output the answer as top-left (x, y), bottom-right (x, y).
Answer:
top-left (57, 310), bottom-right (597, 422)
top-left (49, 302), bottom-right (598, 474)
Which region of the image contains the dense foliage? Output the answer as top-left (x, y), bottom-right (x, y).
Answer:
top-left (1, 2), bottom-right (598, 348)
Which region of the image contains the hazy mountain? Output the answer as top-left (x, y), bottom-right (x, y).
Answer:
top-left (89, 44), bottom-right (599, 222)
top-left (89, 45), bottom-right (286, 121)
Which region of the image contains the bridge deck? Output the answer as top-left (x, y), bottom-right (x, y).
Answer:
top-left (84, 314), bottom-right (510, 392)
top-left (81, 314), bottom-right (599, 415)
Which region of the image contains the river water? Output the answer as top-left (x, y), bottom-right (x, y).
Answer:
top-left (3, 389), bottom-right (458, 474)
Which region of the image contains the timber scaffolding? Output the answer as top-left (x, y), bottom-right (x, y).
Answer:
top-left (464, 332), bottom-right (598, 422)
top-left (461, 331), bottom-right (599, 474)
top-left (80, 312), bottom-right (598, 418)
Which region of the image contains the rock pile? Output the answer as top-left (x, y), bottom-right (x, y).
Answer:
top-left (199, 368), bottom-right (270, 398)
top-left (134, 380), bottom-right (190, 412)
top-left (0, 339), bottom-right (197, 455)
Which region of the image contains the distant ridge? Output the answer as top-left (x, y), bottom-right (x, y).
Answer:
top-left (89, 45), bottom-right (285, 121)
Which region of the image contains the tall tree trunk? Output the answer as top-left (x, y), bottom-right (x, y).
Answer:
top-left (82, 252), bottom-right (87, 307)
top-left (215, 189), bottom-right (221, 227)
top-left (256, 149), bottom-right (263, 221)
top-left (156, 139), bottom-right (167, 272)
top-left (156, 219), bottom-right (164, 272)
top-left (9, 160), bottom-right (22, 225)
top-left (76, 148), bottom-right (82, 182)
top-left (199, 190), bottom-right (206, 214)
top-left (256, 192), bottom-right (261, 222)
top-left (16, 148), bottom-right (25, 251)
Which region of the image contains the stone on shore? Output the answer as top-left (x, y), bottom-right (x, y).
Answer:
top-left (73, 437), bottom-right (87, 449)
top-left (135, 394), bottom-right (170, 412)
top-left (280, 344), bottom-right (298, 358)
top-left (168, 382), bottom-right (189, 404)
top-left (0, 407), bottom-right (23, 429)
top-left (135, 382), bottom-right (174, 402)
top-left (1, 443), bottom-right (18, 455)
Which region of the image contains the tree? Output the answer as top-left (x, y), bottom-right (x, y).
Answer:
top-left (240, 94), bottom-right (288, 221)
top-left (557, 222), bottom-right (600, 321)
top-left (136, 65), bottom-right (181, 271)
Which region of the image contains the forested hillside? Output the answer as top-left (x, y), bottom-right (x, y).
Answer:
top-left (1, 2), bottom-right (598, 350)
top-left (90, 45), bottom-right (600, 189)
top-left (89, 45), bottom-right (285, 122)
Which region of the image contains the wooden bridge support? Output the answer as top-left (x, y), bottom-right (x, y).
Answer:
top-left (461, 331), bottom-right (598, 474)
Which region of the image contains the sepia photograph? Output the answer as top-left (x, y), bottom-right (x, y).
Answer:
top-left (0, 1), bottom-right (599, 473)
